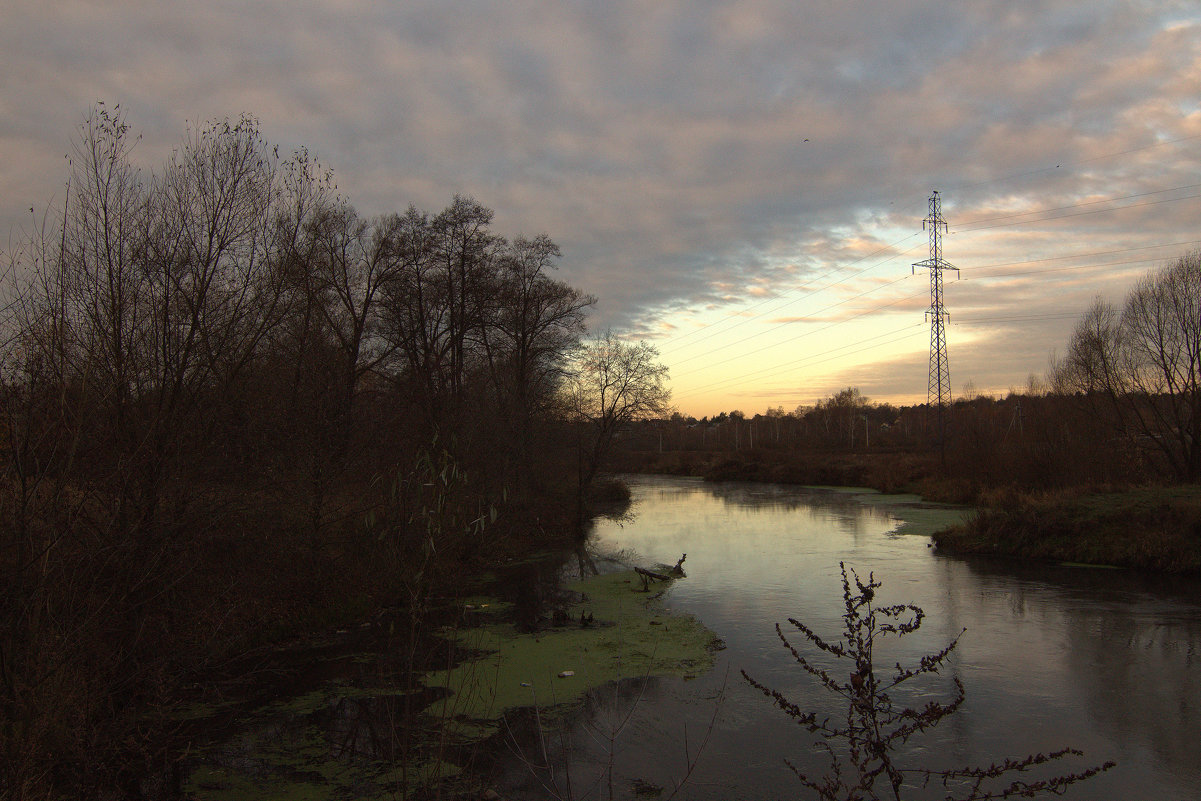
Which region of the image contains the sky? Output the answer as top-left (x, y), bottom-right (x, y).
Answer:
top-left (2, 1), bottom-right (1199, 418)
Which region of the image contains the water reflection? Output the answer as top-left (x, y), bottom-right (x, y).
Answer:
top-left (497, 475), bottom-right (1201, 800)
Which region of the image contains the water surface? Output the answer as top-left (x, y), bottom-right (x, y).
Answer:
top-left (493, 475), bottom-right (1201, 800)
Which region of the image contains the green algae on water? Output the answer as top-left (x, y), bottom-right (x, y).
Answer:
top-left (800, 486), bottom-right (972, 537)
top-left (181, 571), bottom-right (721, 799)
top-left (423, 570), bottom-right (722, 728)
top-left (888, 505), bottom-right (974, 537)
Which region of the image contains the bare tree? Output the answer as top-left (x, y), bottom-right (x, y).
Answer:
top-left (563, 331), bottom-right (671, 522)
top-left (432, 194), bottom-right (500, 410)
top-left (380, 204), bottom-right (446, 423)
top-left (302, 204), bottom-right (402, 411)
top-left (1055, 251), bottom-right (1201, 481)
top-left (381, 197), bottom-right (500, 435)
top-left (1121, 252), bottom-right (1201, 480)
top-left (0, 105), bottom-right (298, 793)
top-left (483, 234), bottom-right (595, 492)
top-left (135, 114), bottom-right (286, 526)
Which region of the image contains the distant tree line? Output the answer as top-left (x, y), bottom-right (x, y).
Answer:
top-left (621, 249), bottom-right (1201, 491)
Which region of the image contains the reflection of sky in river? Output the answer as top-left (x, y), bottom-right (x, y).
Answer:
top-left (530, 475), bottom-right (1201, 801)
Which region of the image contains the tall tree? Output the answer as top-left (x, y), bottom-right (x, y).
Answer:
top-left (380, 204), bottom-right (449, 426)
top-left (138, 114), bottom-right (286, 521)
top-left (432, 194), bottom-right (499, 409)
top-left (484, 234), bottom-right (595, 491)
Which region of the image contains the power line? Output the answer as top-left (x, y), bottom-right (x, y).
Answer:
top-left (675, 237), bottom-right (1195, 381)
top-left (673, 321), bottom-right (925, 401)
top-left (664, 192), bottom-right (1200, 402)
top-left (664, 132), bottom-right (1201, 413)
top-left (658, 165), bottom-right (1200, 370)
top-left (672, 238), bottom-right (1191, 410)
top-left (671, 234), bottom-right (1195, 407)
top-left (953, 191), bottom-right (1201, 233)
top-left (967, 254), bottom-right (1195, 283)
top-left (965, 239), bottom-right (1201, 272)
top-left (659, 232), bottom-right (922, 355)
top-left (954, 312), bottom-right (1081, 325)
top-left (953, 183), bottom-right (1201, 229)
top-left (670, 275), bottom-right (922, 377)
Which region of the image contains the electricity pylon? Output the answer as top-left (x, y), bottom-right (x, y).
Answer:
top-left (912, 191), bottom-right (958, 455)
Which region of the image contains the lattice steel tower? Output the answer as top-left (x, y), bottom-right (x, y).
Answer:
top-left (912, 191), bottom-right (958, 446)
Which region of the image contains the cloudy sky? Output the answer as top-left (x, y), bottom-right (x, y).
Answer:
top-left (2, 1), bottom-right (1199, 416)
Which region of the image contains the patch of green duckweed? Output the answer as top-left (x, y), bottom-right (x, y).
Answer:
top-left (802, 485), bottom-right (876, 493)
top-left (801, 487), bottom-right (971, 536)
top-left (855, 491), bottom-right (925, 506)
top-left (182, 572), bottom-right (718, 800)
top-left (377, 759), bottom-right (462, 786)
top-left (183, 766), bottom-right (265, 800)
top-left (423, 570), bottom-right (721, 725)
top-left (889, 505), bottom-right (973, 537)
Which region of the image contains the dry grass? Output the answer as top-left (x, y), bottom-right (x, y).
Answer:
top-left (933, 485), bottom-right (1201, 572)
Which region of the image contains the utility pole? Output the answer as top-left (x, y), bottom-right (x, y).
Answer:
top-left (913, 191), bottom-right (958, 461)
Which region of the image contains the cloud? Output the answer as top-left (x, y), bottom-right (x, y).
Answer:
top-left (2, 0), bottom-right (1198, 415)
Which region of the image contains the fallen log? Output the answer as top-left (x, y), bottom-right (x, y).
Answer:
top-left (635, 565), bottom-right (673, 591)
top-left (635, 554), bottom-right (688, 590)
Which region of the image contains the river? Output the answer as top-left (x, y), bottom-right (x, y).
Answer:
top-left (489, 475), bottom-right (1201, 800)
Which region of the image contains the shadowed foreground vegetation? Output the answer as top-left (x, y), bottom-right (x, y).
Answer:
top-left (0, 108), bottom-right (668, 800)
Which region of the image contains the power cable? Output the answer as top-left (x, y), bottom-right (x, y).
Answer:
top-left (966, 239), bottom-right (1201, 271)
top-left (954, 312), bottom-right (1082, 325)
top-left (674, 321), bottom-right (925, 401)
top-left (953, 192), bottom-right (1201, 233)
top-left (954, 183), bottom-right (1201, 229)
top-left (967, 254), bottom-right (1188, 282)
top-left (670, 276), bottom-right (921, 376)
top-left (660, 232), bottom-right (922, 355)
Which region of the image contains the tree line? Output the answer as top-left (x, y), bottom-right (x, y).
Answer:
top-left (0, 106), bottom-right (668, 797)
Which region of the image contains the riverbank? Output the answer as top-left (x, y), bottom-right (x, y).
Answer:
top-left (932, 486), bottom-right (1201, 573)
top-left (607, 448), bottom-right (953, 498)
top-left (608, 448), bottom-right (1201, 573)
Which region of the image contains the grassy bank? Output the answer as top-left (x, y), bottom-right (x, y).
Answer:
top-left (933, 486), bottom-right (1201, 573)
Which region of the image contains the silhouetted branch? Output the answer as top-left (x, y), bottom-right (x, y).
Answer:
top-left (742, 562), bottom-right (1114, 801)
